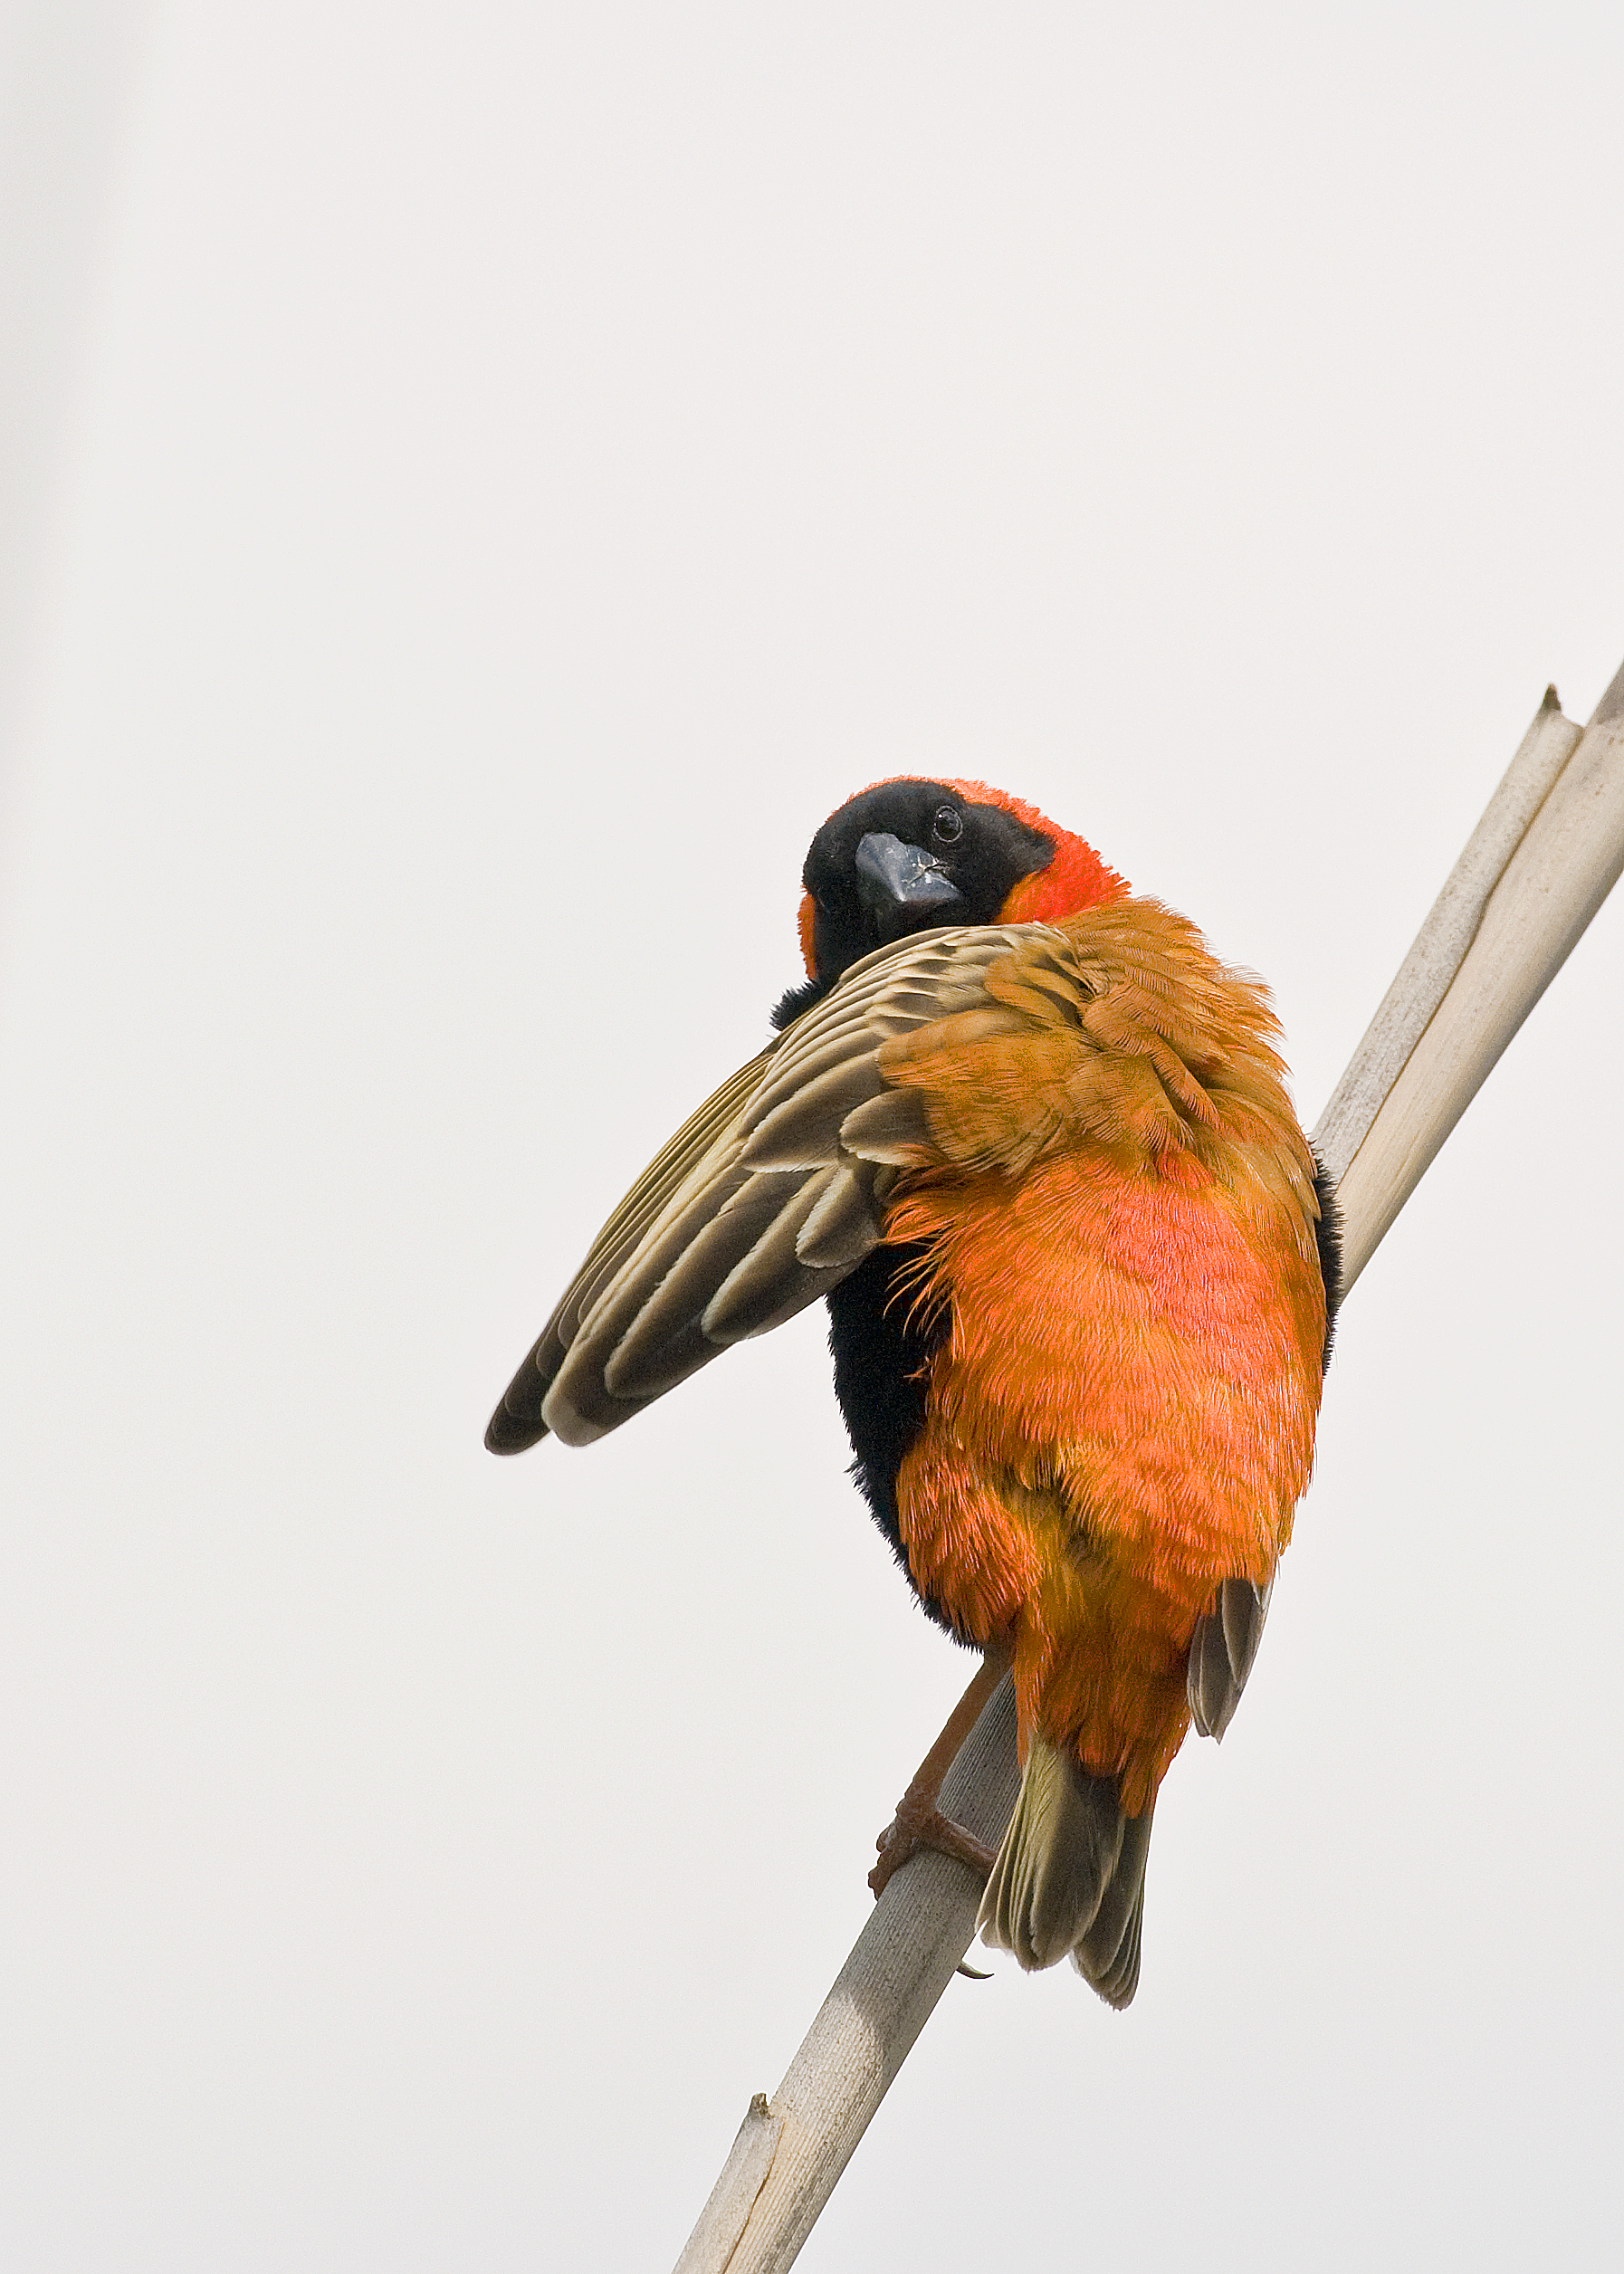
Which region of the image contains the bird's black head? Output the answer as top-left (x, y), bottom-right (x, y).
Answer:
top-left (769, 779), bottom-right (1056, 1030)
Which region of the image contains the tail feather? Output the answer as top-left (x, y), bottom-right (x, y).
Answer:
top-left (977, 1732), bottom-right (1154, 2010)
top-left (1072, 1803), bottom-right (1152, 2008)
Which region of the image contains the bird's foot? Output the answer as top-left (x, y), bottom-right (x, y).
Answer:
top-left (869, 1790), bottom-right (998, 1898)
top-left (866, 1640), bottom-right (1012, 1900)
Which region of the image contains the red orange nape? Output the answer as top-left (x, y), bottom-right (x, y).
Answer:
top-left (930, 779), bottom-right (1129, 927)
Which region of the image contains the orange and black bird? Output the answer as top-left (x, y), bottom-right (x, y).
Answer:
top-left (487, 779), bottom-right (1339, 2006)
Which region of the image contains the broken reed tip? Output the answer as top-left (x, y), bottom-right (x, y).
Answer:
top-left (1593, 656), bottom-right (1624, 730)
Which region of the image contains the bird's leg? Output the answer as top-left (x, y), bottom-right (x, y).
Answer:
top-left (869, 1641), bottom-right (1013, 1898)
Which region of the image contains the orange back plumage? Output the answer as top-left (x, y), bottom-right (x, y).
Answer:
top-left (872, 897), bottom-right (1327, 1811)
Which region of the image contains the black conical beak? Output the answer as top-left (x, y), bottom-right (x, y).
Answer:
top-left (855, 832), bottom-right (963, 914)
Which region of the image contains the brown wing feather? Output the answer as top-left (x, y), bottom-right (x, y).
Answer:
top-left (486, 923), bottom-right (1049, 1452)
top-left (485, 1046), bottom-right (776, 1450)
top-left (1187, 1577), bottom-right (1273, 1741)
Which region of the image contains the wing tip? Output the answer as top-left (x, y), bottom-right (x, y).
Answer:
top-left (484, 1396), bottom-right (550, 1456)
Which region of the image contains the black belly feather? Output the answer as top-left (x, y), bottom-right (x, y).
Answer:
top-left (824, 1245), bottom-right (956, 1634)
top-left (1312, 1151), bottom-right (1343, 1370)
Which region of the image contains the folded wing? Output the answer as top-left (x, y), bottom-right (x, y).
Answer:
top-left (1187, 1577), bottom-right (1273, 1742)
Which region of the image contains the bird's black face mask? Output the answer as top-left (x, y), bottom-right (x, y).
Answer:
top-left (769, 781), bottom-right (1054, 1031)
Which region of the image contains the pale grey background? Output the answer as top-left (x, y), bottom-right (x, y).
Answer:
top-left (2, 5), bottom-right (1621, 2268)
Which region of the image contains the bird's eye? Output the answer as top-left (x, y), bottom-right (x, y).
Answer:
top-left (931, 804), bottom-right (963, 845)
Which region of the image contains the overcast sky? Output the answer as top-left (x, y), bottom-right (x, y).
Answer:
top-left (2, 6), bottom-right (1621, 2269)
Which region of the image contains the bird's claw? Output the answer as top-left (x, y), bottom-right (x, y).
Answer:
top-left (868, 1789), bottom-right (998, 1898)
